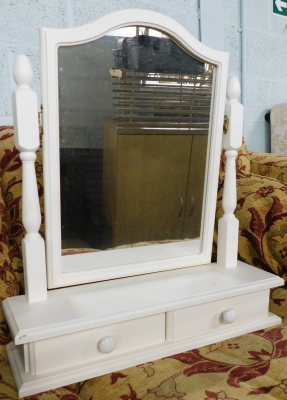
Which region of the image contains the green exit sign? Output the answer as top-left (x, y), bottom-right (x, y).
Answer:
top-left (273, 0), bottom-right (287, 17)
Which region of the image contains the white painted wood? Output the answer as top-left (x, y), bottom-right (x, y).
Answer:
top-left (40, 9), bottom-right (229, 288)
top-left (223, 76), bottom-right (244, 150)
top-left (166, 290), bottom-right (269, 341)
top-left (6, 311), bottom-right (282, 397)
top-left (12, 54), bottom-right (47, 302)
top-left (200, 0), bottom-right (224, 51)
top-left (217, 148), bottom-right (239, 267)
top-left (3, 262), bottom-right (283, 345)
top-left (12, 55), bottom-right (39, 152)
top-left (60, 240), bottom-right (203, 286)
top-left (98, 336), bottom-right (117, 354)
top-left (24, 344), bottom-right (29, 373)
top-left (217, 76), bottom-right (243, 268)
top-left (4, 217), bottom-right (283, 396)
top-left (4, 261), bottom-right (283, 396)
top-left (28, 314), bottom-right (165, 374)
top-left (222, 308), bottom-right (237, 324)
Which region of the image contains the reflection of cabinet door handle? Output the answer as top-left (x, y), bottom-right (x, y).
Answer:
top-left (188, 196), bottom-right (195, 217)
top-left (178, 196), bottom-right (184, 217)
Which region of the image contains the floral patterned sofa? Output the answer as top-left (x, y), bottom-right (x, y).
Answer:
top-left (0, 125), bottom-right (287, 400)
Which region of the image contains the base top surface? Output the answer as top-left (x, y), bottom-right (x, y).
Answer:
top-left (3, 261), bottom-right (284, 344)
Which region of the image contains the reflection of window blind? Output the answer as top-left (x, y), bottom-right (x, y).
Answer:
top-left (111, 70), bottom-right (213, 130)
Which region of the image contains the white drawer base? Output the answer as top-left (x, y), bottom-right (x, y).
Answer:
top-left (6, 312), bottom-right (282, 397)
top-left (4, 263), bottom-right (284, 397)
top-left (166, 290), bottom-right (270, 341)
top-left (28, 314), bottom-right (165, 375)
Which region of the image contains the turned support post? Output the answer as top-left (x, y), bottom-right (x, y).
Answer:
top-left (217, 76), bottom-right (243, 268)
top-left (12, 54), bottom-right (47, 302)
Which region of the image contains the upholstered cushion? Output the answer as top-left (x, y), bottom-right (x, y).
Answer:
top-left (0, 126), bottom-right (44, 323)
top-left (215, 172), bottom-right (287, 281)
top-left (0, 127), bottom-right (23, 323)
top-left (249, 151), bottom-right (287, 183)
top-left (0, 179), bottom-right (21, 323)
top-left (219, 141), bottom-right (251, 185)
top-left (236, 141), bottom-right (251, 176)
top-left (270, 102), bottom-right (287, 155)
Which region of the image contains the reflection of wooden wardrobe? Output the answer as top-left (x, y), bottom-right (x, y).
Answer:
top-left (103, 119), bottom-right (208, 246)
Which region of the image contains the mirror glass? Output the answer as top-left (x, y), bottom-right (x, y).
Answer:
top-left (58, 26), bottom-right (214, 254)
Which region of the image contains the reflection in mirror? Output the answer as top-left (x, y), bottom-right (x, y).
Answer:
top-left (58, 26), bottom-right (214, 253)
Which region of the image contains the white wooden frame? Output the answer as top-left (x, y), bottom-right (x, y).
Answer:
top-left (41, 9), bottom-right (229, 288)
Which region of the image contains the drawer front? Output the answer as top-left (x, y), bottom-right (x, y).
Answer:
top-left (29, 313), bottom-right (165, 375)
top-left (166, 290), bottom-right (270, 341)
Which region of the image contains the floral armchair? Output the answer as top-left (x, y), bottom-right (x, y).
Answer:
top-left (0, 125), bottom-right (287, 400)
top-left (215, 142), bottom-right (287, 282)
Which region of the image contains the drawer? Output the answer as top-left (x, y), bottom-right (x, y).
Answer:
top-left (166, 290), bottom-right (270, 341)
top-left (27, 313), bottom-right (165, 375)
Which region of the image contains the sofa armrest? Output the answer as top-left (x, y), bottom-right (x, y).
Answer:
top-left (0, 126), bottom-right (44, 323)
top-left (249, 151), bottom-right (287, 182)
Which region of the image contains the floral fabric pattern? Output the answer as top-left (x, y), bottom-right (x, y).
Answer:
top-left (215, 143), bottom-right (287, 281)
top-left (249, 151), bottom-right (287, 182)
top-left (0, 127), bottom-right (45, 323)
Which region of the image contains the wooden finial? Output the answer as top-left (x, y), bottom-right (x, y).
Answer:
top-left (226, 76), bottom-right (241, 103)
top-left (13, 55), bottom-right (39, 152)
top-left (13, 54), bottom-right (34, 88)
top-left (222, 76), bottom-right (243, 151)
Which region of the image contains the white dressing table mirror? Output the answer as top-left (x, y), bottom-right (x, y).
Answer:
top-left (3, 9), bottom-right (284, 397)
top-left (41, 9), bottom-right (228, 288)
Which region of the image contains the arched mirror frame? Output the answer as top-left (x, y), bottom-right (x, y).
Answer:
top-left (41, 9), bottom-right (229, 288)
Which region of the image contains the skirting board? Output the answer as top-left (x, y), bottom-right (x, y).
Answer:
top-left (7, 312), bottom-right (282, 397)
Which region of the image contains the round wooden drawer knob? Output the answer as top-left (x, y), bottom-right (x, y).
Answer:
top-left (222, 308), bottom-right (237, 324)
top-left (98, 336), bottom-right (117, 353)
